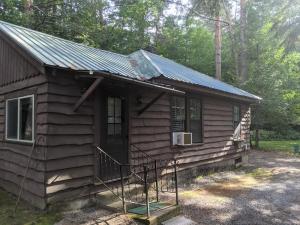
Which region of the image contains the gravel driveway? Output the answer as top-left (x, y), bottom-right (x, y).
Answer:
top-left (175, 150), bottom-right (300, 225)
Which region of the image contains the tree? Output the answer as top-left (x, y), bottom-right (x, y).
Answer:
top-left (189, 0), bottom-right (228, 80)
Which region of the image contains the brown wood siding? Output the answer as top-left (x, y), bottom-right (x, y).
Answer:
top-left (129, 89), bottom-right (173, 162)
top-left (44, 75), bottom-right (95, 204)
top-left (0, 35), bottom-right (40, 87)
top-left (129, 89), bottom-right (251, 171)
top-left (0, 76), bottom-right (48, 209)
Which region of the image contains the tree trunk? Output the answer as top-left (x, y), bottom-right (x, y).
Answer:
top-left (240, 0), bottom-right (247, 83)
top-left (255, 129), bottom-right (259, 148)
top-left (215, 15), bottom-right (222, 80)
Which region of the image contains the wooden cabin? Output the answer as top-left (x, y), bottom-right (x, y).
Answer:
top-left (0, 21), bottom-right (260, 209)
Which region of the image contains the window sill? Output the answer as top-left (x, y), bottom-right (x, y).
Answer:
top-left (5, 139), bottom-right (34, 145)
top-left (171, 142), bottom-right (204, 149)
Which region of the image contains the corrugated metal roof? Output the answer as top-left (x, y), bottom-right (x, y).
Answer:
top-left (0, 20), bottom-right (142, 79)
top-left (0, 20), bottom-right (260, 100)
top-left (133, 50), bottom-right (261, 100)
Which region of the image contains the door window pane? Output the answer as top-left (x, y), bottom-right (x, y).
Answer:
top-left (7, 100), bottom-right (18, 139)
top-left (107, 97), bottom-right (122, 136)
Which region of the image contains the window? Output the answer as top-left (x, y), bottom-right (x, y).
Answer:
top-left (171, 96), bottom-right (185, 132)
top-left (6, 95), bottom-right (34, 142)
top-left (171, 96), bottom-right (202, 143)
top-left (107, 96), bottom-right (122, 136)
top-left (233, 105), bottom-right (240, 129)
top-left (189, 98), bottom-right (202, 143)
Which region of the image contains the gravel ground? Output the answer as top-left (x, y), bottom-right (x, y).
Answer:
top-left (55, 150), bottom-right (300, 225)
top-left (54, 207), bottom-right (140, 225)
top-left (172, 150), bottom-right (300, 225)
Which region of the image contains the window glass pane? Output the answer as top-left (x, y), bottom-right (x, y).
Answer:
top-left (20, 97), bottom-right (33, 140)
top-left (115, 98), bottom-right (121, 118)
top-left (7, 100), bottom-right (18, 139)
top-left (189, 98), bottom-right (202, 143)
top-left (171, 96), bottom-right (185, 132)
top-left (107, 97), bottom-right (122, 136)
top-left (107, 97), bottom-right (114, 117)
top-left (190, 99), bottom-right (201, 120)
top-left (115, 117), bottom-right (121, 123)
top-left (108, 117), bottom-right (114, 123)
top-left (107, 124), bottom-right (114, 135)
top-left (114, 124), bottom-right (121, 135)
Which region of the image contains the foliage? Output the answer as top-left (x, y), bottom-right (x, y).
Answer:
top-left (0, 0), bottom-right (299, 137)
top-left (257, 129), bottom-right (300, 141)
top-left (258, 140), bottom-right (300, 154)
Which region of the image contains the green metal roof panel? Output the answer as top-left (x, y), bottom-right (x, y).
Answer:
top-left (0, 20), bottom-right (142, 79)
top-left (0, 20), bottom-right (260, 100)
top-left (133, 50), bottom-right (261, 100)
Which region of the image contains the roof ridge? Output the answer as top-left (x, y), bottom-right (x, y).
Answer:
top-left (141, 49), bottom-right (255, 94)
top-left (0, 20), bottom-right (127, 58)
top-left (141, 50), bottom-right (261, 100)
top-left (139, 49), bottom-right (163, 75)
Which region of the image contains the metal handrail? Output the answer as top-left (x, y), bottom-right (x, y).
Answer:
top-left (130, 144), bottom-right (156, 162)
top-left (96, 146), bottom-right (122, 165)
top-left (95, 146), bottom-right (179, 217)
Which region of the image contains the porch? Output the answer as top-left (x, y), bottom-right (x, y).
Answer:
top-left (74, 76), bottom-right (182, 218)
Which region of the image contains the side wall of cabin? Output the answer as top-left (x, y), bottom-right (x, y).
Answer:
top-left (44, 75), bottom-right (95, 206)
top-left (129, 88), bottom-right (251, 173)
top-left (0, 33), bottom-right (48, 209)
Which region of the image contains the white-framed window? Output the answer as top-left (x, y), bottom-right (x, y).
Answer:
top-left (6, 95), bottom-right (34, 143)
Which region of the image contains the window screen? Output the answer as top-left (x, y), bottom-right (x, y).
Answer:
top-left (189, 98), bottom-right (202, 143)
top-left (6, 96), bottom-right (34, 142)
top-left (171, 96), bottom-right (185, 132)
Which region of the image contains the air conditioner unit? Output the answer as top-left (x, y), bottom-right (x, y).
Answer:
top-left (172, 132), bottom-right (192, 146)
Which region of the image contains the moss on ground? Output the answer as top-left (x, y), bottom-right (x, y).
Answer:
top-left (0, 189), bottom-right (61, 225)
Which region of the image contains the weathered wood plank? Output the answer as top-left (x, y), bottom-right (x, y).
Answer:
top-left (46, 155), bottom-right (94, 171)
top-left (46, 177), bottom-right (93, 194)
top-left (46, 145), bottom-right (94, 160)
top-left (0, 170), bottom-right (45, 197)
top-left (46, 166), bottom-right (94, 184)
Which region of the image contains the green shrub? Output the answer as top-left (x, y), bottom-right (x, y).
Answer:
top-left (251, 129), bottom-right (300, 141)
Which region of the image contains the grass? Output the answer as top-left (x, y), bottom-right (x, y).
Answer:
top-left (258, 140), bottom-right (300, 154)
top-left (0, 189), bottom-right (61, 225)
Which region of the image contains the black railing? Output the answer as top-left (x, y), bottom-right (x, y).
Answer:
top-left (96, 145), bottom-right (179, 217)
top-left (130, 144), bottom-right (179, 205)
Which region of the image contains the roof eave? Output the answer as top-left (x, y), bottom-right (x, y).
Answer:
top-left (152, 76), bottom-right (261, 103)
